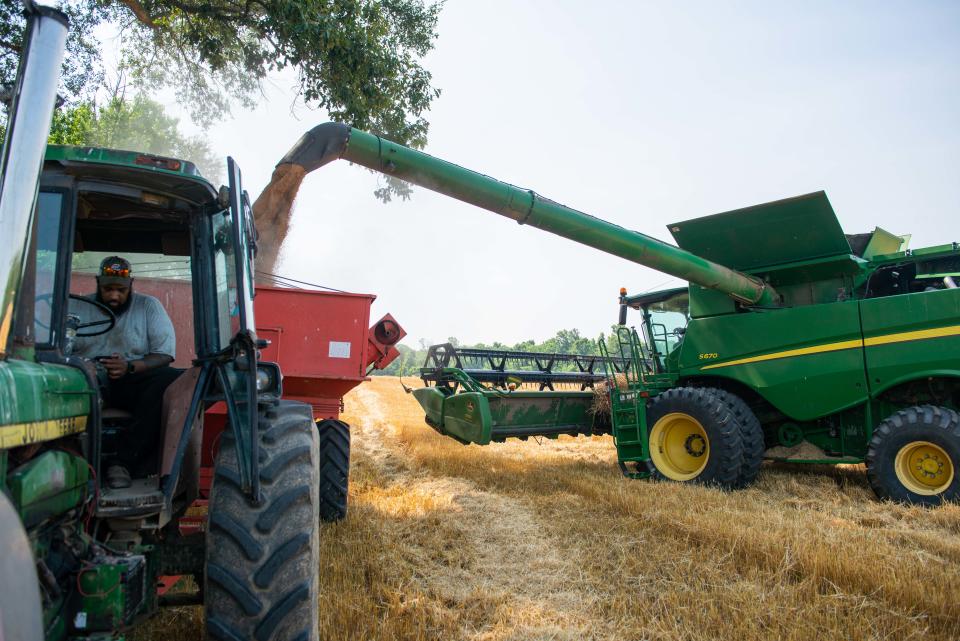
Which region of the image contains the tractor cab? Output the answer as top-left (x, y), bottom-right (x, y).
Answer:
top-left (27, 146), bottom-right (267, 532)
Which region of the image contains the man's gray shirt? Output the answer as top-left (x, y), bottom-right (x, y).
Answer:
top-left (72, 292), bottom-right (176, 361)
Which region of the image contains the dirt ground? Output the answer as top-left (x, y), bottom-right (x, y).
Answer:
top-left (137, 376), bottom-right (960, 640)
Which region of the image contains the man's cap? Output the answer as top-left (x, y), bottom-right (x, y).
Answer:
top-left (98, 256), bottom-right (132, 286)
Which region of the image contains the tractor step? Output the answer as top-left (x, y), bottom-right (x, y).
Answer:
top-left (97, 479), bottom-right (165, 517)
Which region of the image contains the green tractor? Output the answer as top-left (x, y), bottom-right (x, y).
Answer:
top-left (267, 123), bottom-right (959, 506)
top-left (1, 6), bottom-right (322, 640)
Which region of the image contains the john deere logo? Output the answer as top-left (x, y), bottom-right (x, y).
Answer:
top-left (466, 401), bottom-right (474, 412)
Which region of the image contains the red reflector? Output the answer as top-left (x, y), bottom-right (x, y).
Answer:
top-left (639, 391), bottom-right (650, 398)
top-left (135, 154), bottom-right (181, 171)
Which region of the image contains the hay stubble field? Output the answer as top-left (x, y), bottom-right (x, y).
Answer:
top-left (138, 376), bottom-right (960, 640)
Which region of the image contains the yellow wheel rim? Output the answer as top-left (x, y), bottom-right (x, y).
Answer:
top-left (894, 441), bottom-right (955, 496)
top-left (649, 412), bottom-right (710, 481)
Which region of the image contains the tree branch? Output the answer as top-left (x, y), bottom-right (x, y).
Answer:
top-left (119, 0), bottom-right (160, 29)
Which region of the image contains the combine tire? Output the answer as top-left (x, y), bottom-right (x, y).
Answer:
top-left (646, 387), bottom-right (743, 488)
top-left (205, 400), bottom-right (320, 641)
top-left (715, 389), bottom-right (765, 488)
top-left (866, 405), bottom-right (960, 505)
top-left (317, 419), bottom-right (350, 522)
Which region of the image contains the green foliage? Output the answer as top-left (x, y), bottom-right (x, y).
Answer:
top-left (0, 1), bottom-right (441, 147)
top-left (46, 95), bottom-right (222, 183)
top-left (0, 0), bottom-right (117, 106)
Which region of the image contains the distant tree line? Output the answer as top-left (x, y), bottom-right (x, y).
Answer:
top-left (375, 328), bottom-right (627, 377)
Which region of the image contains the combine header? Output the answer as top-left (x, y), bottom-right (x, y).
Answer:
top-left (419, 342), bottom-right (632, 391)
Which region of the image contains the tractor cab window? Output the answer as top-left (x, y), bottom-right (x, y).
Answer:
top-left (67, 183), bottom-right (197, 367)
top-left (211, 209), bottom-right (242, 349)
top-left (645, 291), bottom-right (689, 359)
top-left (32, 191), bottom-right (67, 345)
top-left (211, 158), bottom-right (257, 351)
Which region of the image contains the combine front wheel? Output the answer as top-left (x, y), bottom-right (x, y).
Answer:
top-left (204, 401), bottom-right (320, 641)
top-left (646, 387), bottom-right (743, 489)
top-left (866, 405), bottom-right (959, 505)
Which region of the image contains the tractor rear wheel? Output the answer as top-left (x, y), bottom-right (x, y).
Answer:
top-left (866, 405), bottom-right (960, 505)
top-left (646, 387), bottom-right (743, 489)
top-left (714, 389), bottom-right (765, 488)
top-left (204, 400), bottom-right (320, 641)
top-left (317, 419), bottom-right (350, 522)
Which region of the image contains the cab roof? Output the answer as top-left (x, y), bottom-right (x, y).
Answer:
top-left (44, 145), bottom-right (218, 206)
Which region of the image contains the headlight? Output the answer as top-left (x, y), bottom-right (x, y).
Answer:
top-left (255, 363), bottom-right (282, 396)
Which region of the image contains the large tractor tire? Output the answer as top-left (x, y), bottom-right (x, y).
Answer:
top-left (316, 419), bottom-right (350, 522)
top-left (646, 387), bottom-right (743, 489)
top-left (205, 400), bottom-right (320, 641)
top-left (714, 389), bottom-right (765, 488)
top-left (866, 405), bottom-right (960, 505)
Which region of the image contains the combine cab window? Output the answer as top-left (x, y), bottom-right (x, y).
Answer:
top-left (646, 291), bottom-right (690, 360)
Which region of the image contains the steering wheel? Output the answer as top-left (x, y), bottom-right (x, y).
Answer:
top-left (33, 292), bottom-right (55, 332)
top-left (68, 294), bottom-right (117, 337)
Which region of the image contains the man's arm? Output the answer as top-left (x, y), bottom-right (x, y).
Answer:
top-left (100, 352), bottom-right (173, 379)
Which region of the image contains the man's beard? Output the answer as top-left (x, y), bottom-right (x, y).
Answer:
top-left (96, 287), bottom-right (134, 316)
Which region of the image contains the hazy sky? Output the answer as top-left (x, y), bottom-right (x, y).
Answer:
top-left (169, 1), bottom-right (959, 348)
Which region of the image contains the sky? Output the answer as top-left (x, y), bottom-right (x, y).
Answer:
top-left (155, 1), bottom-right (960, 348)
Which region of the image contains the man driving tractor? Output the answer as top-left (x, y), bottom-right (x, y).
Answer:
top-left (72, 256), bottom-right (182, 488)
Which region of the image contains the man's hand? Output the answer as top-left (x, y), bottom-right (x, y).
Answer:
top-left (99, 353), bottom-right (129, 380)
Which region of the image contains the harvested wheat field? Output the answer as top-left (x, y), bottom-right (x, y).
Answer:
top-left (135, 376), bottom-right (960, 641)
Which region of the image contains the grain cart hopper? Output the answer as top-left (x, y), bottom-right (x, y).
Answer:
top-left (0, 7), bottom-right (331, 638)
top-left (279, 122), bottom-right (960, 505)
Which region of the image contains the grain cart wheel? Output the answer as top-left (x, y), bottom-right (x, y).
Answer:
top-left (866, 405), bottom-right (960, 505)
top-left (715, 389), bottom-right (765, 488)
top-left (204, 400), bottom-right (320, 641)
top-left (316, 419), bottom-right (350, 522)
top-left (646, 387), bottom-right (743, 488)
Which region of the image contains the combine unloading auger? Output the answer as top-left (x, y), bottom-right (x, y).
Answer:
top-left (270, 123), bottom-right (781, 307)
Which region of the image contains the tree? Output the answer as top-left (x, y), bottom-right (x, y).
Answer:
top-left (0, 0), bottom-right (442, 149)
top-left (0, 1), bottom-right (113, 105)
top-left (47, 94), bottom-right (222, 182)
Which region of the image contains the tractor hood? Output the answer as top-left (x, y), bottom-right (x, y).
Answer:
top-left (667, 191), bottom-right (852, 272)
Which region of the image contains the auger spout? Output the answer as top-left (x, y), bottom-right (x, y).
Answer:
top-left (276, 122), bottom-right (780, 307)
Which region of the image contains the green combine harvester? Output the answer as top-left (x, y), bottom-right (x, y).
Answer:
top-left (280, 123), bottom-right (960, 505)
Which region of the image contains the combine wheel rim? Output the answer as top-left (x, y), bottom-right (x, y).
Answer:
top-left (894, 440), bottom-right (955, 496)
top-left (649, 412), bottom-right (710, 481)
